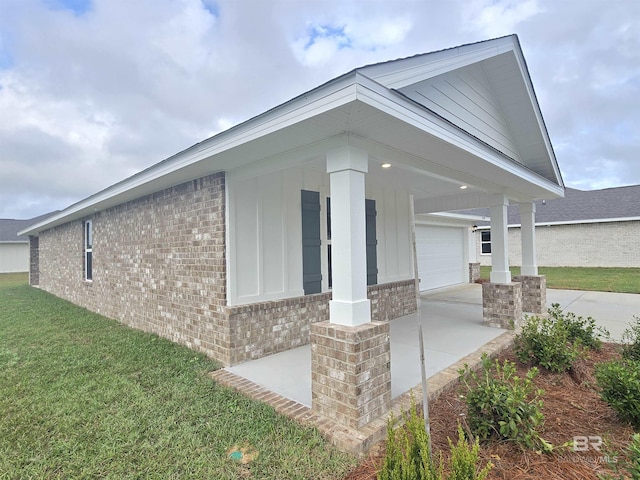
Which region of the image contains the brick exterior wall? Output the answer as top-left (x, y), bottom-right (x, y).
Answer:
top-left (482, 282), bottom-right (523, 329)
top-left (37, 173), bottom-right (228, 361)
top-left (29, 236), bottom-right (39, 285)
top-left (469, 262), bottom-right (480, 283)
top-left (513, 275), bottom-right (546, 314)
top-left (477, 221), bottom-right (640, 267)
top-left (225, 279), bottom-right (417, 365)
top-left (36, 172), bottom-right (416, 367)
top-left (311, 321), bottom-right (391, 429)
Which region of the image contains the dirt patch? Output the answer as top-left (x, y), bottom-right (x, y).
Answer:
top-left (344, 343), bottom-right (635, 480)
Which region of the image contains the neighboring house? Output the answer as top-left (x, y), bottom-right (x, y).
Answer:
top-left (19, 35), bottom-right (564, 434)
top-left (469, 185), bottom-right (640, 268)
top-left (0, 213), bottom-right (57, 273)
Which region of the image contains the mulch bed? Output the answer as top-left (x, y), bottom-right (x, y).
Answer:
top-left (344, 343), bottom-right (636, 480)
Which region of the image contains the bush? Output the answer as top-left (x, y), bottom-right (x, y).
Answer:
top-left (458, 353), bottom-right (550, 451)
top-left (377, 401), bottom-right (493, 480)
top-left (622, 317), bottom-right (640, 362)
top-left (514, 313), bottom-right (581, 373)
top-left (595, 359), bottom-right (640, 429)
top-left (548, 303), bottom-right (608, 350)
top-left (378, 400), bottom-right (443, 480)
top-left (598, 433), bottom-right (640, 480)
top-left (448, 425), bottom-right (493, 480)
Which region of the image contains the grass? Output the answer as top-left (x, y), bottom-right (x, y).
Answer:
top-left (0, 273), bottom-right (356, 479)
top-left (479, 266), bottom-right (640, 294)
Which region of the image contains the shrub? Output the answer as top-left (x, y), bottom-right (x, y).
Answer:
top-left (458, 353), bottom-right (550, 451)
top-left (598, 433), bottom-right (640, 480)
top-left (595, 359), bottom-right (640, 429)
top-left (622, 317), bottom-right (640, 362)
top-left (448, 425), bottom-right (493, 480)
top-left (378, 400), bottom-right (443, 480)
top-left (548, 303), bottom-right (608, 350)
top-left (377, 401), bottom-right (493, 480)
top-left (514, 313), bottom-right (581, 373)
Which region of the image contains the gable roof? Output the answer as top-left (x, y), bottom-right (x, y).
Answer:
top-left (358, 35), bottom-right (562, 187)
top-left (0, 212), bottom-right (59, 242)
top-left (464, 185), bottom-right (640, 226)
top-left (20, 35), bottom-right (563, 237)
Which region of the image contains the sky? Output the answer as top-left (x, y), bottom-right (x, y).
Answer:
top-left (0, 0), bottom-right (638, 219)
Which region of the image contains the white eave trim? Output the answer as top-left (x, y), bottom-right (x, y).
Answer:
top-left (354, 73), bottom-right (564, 197)
top-left (475, 216), bottom-right (640, 229)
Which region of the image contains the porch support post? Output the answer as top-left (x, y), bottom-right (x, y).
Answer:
top-left (489, 195), bottom-right (511, 284)
top-left (326, 145), bottom-right (371, 327)
top-left (513, 202), bottom-right (546, 314)
top-left (519, 202), bottom-right (538, 276)
top-left (483, 195), bottom-right (522, 329)
top-left (311, 144), bottom-right (390, 431)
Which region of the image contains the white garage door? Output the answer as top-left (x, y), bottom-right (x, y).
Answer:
top-left (416, 225), bottom-right (466, 291)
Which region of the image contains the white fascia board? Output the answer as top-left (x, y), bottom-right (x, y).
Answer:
top-left (19, 74), bottom-right (362, 237)
top-left (415, 212), bottom-right (484, 227)
top-left (475, 216), bottom-right (640, 230)
top-left (353, 73), bottom-right (564, 198)
top-left (363, 36), bottom-right (515, 89)
top-left (510, 38), bottom-right (564, 188)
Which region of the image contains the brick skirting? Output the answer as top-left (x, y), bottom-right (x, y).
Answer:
top-left (224, 279), bottom-right (417, 366)
top-left (482, 282), bottom-right (523, 329)
top-left (513, 275), bottom-right (547, 314)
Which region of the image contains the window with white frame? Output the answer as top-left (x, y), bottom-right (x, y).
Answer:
top-left (481, 230), bottom-right (491, 254)
top-left (84, 220), bottom-right (93, 281)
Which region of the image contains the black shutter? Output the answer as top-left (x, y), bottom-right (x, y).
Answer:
top-left (365, 199), bottom-right (378, 285)
top-left (301, 190), bottom-right (322, 294)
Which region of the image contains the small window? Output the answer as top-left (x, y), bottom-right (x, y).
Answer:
top-left (84, 220), bottom-right (93, 281)
top-left (481, 230), bottom-right (491, 254)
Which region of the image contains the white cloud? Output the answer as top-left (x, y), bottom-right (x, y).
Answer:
top-left (0, 0), bottom-right (640, 218)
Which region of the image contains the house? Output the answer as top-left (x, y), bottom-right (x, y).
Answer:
top-left (0, 213), bottom-right (57, 273)
top-left (19, 35), bottom-right (564, 434)
top-left (469, 185), bottom-right (640, 268)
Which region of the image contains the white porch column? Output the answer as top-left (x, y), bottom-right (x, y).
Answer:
top-left (489, 195), bottom-right (511, 284)
top-left (326, 145), bottom-right (371, 326)
top-left (519, 202), bottom-right (538, 275)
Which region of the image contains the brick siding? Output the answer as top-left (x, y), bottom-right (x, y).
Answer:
top-left (29, 236), bottom-right (39, 285)
top-left (37, 173), bottom-right (228, 361)
top-left (225, 279), bottom-right (417, 365)
top-left (36, 171), bottom-right (416, 366)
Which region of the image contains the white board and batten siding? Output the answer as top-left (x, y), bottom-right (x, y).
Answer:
top-left (226, 167), bottom-right (415, 306)
top-left (398, 63), bottom-right (523, 164)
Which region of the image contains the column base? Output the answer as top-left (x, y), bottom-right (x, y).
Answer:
top-left (513, 275), bottom-right (547, 314)
top-left (469, 262), bottom-right (480, 283)
top-left (482, 282), bottom-right (523, 329)
top-left (311, 321), bottom-right (391, 429)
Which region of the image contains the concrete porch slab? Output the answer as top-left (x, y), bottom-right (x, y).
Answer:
top-left (226, 293), bottom-right (506, 407)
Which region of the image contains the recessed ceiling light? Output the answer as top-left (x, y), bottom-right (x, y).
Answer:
top-left (460, 185), bottom-right (468, 189)
top-left (381, 163), bottom-right (391, 168)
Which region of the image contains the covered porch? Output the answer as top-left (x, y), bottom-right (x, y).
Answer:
top-left (225, 284), bottom-right (502, 407)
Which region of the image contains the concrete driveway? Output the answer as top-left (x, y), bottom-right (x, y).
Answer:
top-left (425, 283), bottom-right (640, 341)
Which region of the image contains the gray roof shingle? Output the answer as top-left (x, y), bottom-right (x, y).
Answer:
top-left (0, 212), bottom-right (60, 242)
top-left (460, 185), bottom-right (640, 225)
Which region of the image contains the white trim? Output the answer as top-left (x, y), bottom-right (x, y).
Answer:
top-left (475, 216), bottom-right (640, 230)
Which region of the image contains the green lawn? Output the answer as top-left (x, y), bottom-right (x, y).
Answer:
top-left (0, 274), bottom-right (355, 479)
top-left (479, 266), bottom-right (640, 294)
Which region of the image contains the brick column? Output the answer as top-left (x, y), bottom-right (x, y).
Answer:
top-left (311, 321), bottom-right (391, 429)
top-left (513, 275), bottom-right (546, 314)
top-left (469, 262), bottom-right (480, 283)
top-left (29, 236), bottom-right (39, 286)
top-left (482, 282), bottom-right (522, 329)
